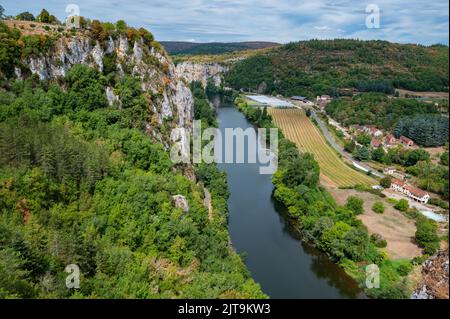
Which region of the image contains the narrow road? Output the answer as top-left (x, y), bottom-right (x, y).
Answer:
top-left (309, 110), bottom-right (385, 179)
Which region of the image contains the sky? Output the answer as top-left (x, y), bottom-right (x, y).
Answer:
top-left (1, 0), bottom-right (449, 45)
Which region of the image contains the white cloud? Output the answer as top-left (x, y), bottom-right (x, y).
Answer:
top-left (1, 0), bottom-right (448, 44)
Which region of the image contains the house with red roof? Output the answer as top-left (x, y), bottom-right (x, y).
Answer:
top-left (371, 139), bottom-right (382, 149)
top-left (390, 179), bottom-right (430, 204)
top-left (400, 136), bottom-right (415, 148)
top-left (384, 134), bottom-right (397, 147)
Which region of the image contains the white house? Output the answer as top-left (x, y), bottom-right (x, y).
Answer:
top-left (364, 125), bottom-right (383, 137)
top-left (390, 179), bottom-right (430, 204)
top-left (384, 167), bottom-right (396, 175)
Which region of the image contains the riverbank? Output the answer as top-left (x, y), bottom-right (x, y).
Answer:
top-left (212, 94), bottom-right (364, 298)
top-left (234, 95), bottom-right (422, 299)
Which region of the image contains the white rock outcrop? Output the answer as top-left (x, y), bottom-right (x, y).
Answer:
top-left (106, 87), bottom-right (121, 108)
top-left (21, 35), bottom-right (194, 152)
top-left (175, 61), bottom-right (228, 87)
top-left (172, 195), bottom-right (189, 212)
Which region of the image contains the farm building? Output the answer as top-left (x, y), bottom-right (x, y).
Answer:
top-left (292, 96), bottom-right (308, 102)
top-left (390, 179), bottom-right (430, 204)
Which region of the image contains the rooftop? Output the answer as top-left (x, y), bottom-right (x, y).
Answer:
top-left (246, 95), bottom-right (293, 107)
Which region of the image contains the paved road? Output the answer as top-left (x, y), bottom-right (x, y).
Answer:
top-left (309, 110), bottom-right (385, 179)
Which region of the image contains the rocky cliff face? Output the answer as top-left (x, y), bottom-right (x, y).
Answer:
top-left (175, 61), bottom-right (228, 87)
top-left (412, 250), bottom-right (449, 299)
top-left (20, 35), bottom-right (193, 158)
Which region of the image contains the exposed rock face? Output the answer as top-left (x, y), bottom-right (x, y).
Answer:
top-left (412, 250), bottom-right (449, 299)
top-left (20, 35), bottom-right (193, 153)
top-left (173, 195), bottom-right (189, 212)
top-left (175, 61), bottom-right (228, 87)
top-left (105, 87), bottom-right (121, 108)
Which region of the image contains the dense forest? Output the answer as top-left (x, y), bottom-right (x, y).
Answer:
top-left (394, 115), bottom-right (449, 147)
top-left (325, 93), bottom-right (442, 130)
top-left (225, 39), bottom-right (449, 98)
top-left (0, 15), bottom-right (265, 298)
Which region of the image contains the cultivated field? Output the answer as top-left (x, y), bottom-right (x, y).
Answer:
top-left (269, 108), bottom-right (376, 187)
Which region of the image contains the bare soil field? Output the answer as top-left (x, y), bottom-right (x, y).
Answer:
top-left (321, 176), bottom-right (422, 260)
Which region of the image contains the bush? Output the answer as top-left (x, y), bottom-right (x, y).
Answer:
top-left (394, 199), bottom-right (409, 212)
top-left (372, 201), bottom-right (385, 214)
top-left (380, 176), bottom-right (392, 189)
top-left (440, 151), bottom-right (449, 166)
top-left (396, 263), bottom-right (413, 277)
top-left (428, 197), bottom-right (449, 209)
top-left (415, 217), bottom-right (440, 255)
top-left (411, 255), bottom-right (429, 266)
top-left (346, 196), bottom-right (364, 215)
top-left (371, 233), bottom-right (387, 248)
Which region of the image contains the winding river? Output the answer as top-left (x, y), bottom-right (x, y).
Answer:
top-left (212, 96), bottom-right (365, 299)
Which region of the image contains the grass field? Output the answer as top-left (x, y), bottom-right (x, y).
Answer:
top-left (268, 108), bottom-right (376, 187)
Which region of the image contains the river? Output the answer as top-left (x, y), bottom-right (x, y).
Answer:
top-left (212, 96), bottom-right (365, 299)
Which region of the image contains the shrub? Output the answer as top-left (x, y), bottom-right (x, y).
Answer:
top-left (380, 176), bottom-right (392, 189)
top-left (394, 199), bottom-right (409, 212)
top-left (415, 217), bottom-right (440, 255)
top-left (346, 196), bottom-right (364, 215)
top-left (411, 255), bottom-right (429, 266)
top-left (371, 233), bottom-right (387, 248)
top-left (396, 263), bottom-right (413, 277)
top-left (428, 197), bottom-right (449, 209)
top-left (372, 201), bottom-right (385, 214)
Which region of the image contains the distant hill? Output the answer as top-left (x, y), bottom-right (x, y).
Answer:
top-left (161, 41), bottom-right (279, 55)
top-left (224, 39), bottom-right (449, 97)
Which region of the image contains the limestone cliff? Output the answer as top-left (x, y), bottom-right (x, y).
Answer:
top-left (17, 34), bottom-right (193, 158)
top-left (175, 61), bottom-right (228, 88)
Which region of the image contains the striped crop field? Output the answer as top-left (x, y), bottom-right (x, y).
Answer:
top-left (268, 108), bottom-right (376, 187)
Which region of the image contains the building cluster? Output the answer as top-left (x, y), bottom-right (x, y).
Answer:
top-left (350, 125), bottom-right (416, 150)
top-left (390, 179), bottom-right (430, 204)
top-left (383, 134), bottom-right (415, 149)
top-left (383, 166), bottom-right (405, 180)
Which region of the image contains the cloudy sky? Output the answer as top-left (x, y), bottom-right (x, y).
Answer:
top-left (2, 0), bottom-right (448, 44)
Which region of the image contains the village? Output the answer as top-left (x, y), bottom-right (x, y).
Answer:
top-left (252, 92), bottom-right (448, 215)
top-left (312, 94), bottom-right (448, 209)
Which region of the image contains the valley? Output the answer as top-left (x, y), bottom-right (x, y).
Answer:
top-left (0, 3), bottom-right (448, 302)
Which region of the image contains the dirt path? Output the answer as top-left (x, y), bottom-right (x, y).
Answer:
top-left (322, 178), bottom-right (422, 260)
